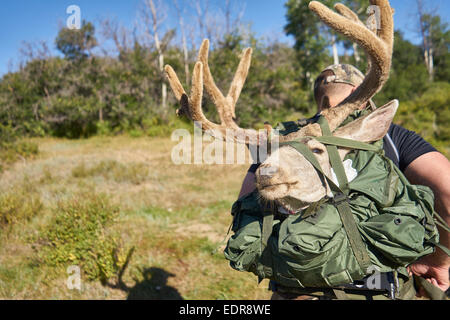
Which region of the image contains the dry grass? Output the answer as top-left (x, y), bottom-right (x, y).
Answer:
top-left (0, 135), bottom-right (272, 300)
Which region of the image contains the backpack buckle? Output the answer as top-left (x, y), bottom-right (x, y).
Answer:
top-left (333, 193), bottom-right (348, 205)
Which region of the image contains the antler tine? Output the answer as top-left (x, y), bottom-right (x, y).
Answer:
top-left (227, 47), bottom-right (253, 119)
top-left (164, 64), bottom-right (192, 119)
top-left (309, 0), bottom-right (394, 132)
top-left (165, 62), bottom-right (242, 136)
top-left (198, 39), bottom-right (253, 126)
top-left (196, 39), bottom-right (269, 145)
top-left (165, 64), bottom-right (187, 102)
top-left (197, 40), bottom-right (229, 123)
top-left (334, 3), bottom-right (365, 27)
top-left (165, 43), bottom-right (269, 146)
top-left (166, 62), bottom-right (212, 130)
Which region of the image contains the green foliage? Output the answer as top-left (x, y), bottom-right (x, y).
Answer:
top-left (36, 193), bottom-right (131, 281)
top-left (55, 21), bottom-right (97, 60)
top-left (419, 13), bottom-right (450, 82)
top-left (0, 14), bottom-right (448, 155)
top-left (375, 31), bottom-right (430, 104)
top-left (284, 0), bottom-right (371, 88)
top-left (0, 185), bottom-right (43, 231)
top-left (395, 82), bottom-right (450, 157)
top-left (0, 124), bottom-right (38, 172)
top-left (284, 0), bottom-right (331, 87)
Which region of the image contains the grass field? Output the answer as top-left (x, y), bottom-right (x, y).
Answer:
top-left (0, 135), bottom-right (272, 300)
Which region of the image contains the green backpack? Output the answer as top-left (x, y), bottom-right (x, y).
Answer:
top-left (224, 115), bottom-right (449, 299)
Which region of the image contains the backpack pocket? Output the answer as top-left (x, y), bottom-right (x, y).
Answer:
top-left (358, 214), bottom-right (429, 266)
top-left (224, 212), bottom-right (262, 272)
top-left (276, 203), bottom-right (366, 287)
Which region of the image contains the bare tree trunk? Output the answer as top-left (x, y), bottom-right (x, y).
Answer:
top-left (417, 0), bottom-right (434, 81)
top-left (346, 4), bottom-right (364, 66)
top-left (99, 106), bottom-right (103, 122)
top-left (352, 43), bottom-right (360, 64)
top-left (182, 33), bottom-right (190, 86)
top-left (173, 0), bottom-right (190, 86)
top-left (331, 34), bottom-right (339, 65)
top-left (423, 44), bottom-right (434, 82)
top-left (147, 0), bottom-right (167, 110)
top-left (98, 93), bottom-right (104, 122)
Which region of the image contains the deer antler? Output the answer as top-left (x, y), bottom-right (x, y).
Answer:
top-left (308, 0), bottom-right (394, 132)
top-left (166, 1), bottom-right (394, 145)
top-left (199, 39), bottom-right (253, 122)
top-left (165, 39), bottom-right (270, 145)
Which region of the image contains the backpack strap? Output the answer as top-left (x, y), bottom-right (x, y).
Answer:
top-left (277, 116), bottom-right (449, 295)
top-left (413, 274), bottom-right (447, 300)
top-left (314, 136), bottom-right (381, 152)
top-left (280, 119), bottom-right (373, 275)
top-left (258, 201), bottom-right (276, 281)
top-left (261, 202), bottom-right (275, 250)
top-left (319, 116), bottom-right (372, 274)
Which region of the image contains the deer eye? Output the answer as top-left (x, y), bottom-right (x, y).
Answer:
top-left (312, 148), bottom-right (324, 155)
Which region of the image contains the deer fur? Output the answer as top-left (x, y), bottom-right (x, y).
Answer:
top-left (256, 100), bottom-right (398, 213)
top-left (165, 0), bottom-right (397, 211)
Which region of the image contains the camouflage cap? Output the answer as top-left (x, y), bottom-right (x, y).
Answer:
top-left (321, 64), bottom-right (365, 87)
top-left (316, 64), bottom-right (377, 110)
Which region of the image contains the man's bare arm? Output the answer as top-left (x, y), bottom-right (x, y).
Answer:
top-left (405, 151), bottom-right (450, 265)
top-left (405, 151), bottom-right (450, 293)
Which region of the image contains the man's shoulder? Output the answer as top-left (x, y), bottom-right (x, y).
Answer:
top-left (387, 123), bottom-right (408, 137)
top-left (385, 123), bottom-right (437, 171)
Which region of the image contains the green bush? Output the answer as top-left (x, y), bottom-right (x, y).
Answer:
top-left (36, 193), bottom-right (131, 282)
top-left (0, 186), bottom-right (43, 231)
top-left (95, 121), bottom-right (112, 136)
top-left (0, 124), bottom-right (39, 172)
top-left (395, 82), bottom-right (450, 157)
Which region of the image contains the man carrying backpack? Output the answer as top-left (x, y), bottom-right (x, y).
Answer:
top-left (237, 64), bottom-right (450, 300)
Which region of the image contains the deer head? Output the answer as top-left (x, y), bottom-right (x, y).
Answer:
top-left (165, 0), bottom-right (397, 213)
top-left (257, 101), bottom-right (398, 213)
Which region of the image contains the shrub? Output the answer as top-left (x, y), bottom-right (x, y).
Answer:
top-left (0, 186), bottom-right (43, 231)
top-left (395, 82), bottom-right (450, 157)
top-left (95, 121), bottom-right (112, 136)
top-left (0, 124), bottom-right (39, 172)
top-left (36, 193), bottom-right (132, 282)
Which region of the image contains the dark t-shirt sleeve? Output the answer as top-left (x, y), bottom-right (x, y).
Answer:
top-left (387, 124), bottom-right (437, 172)
top-left (247, 124), bottom-right (438, 174)
top-left (248, 163), bottom-right (261, 174)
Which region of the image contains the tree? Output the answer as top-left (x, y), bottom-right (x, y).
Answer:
top-left (55, 21), bottom-right (97, 60)
top-left (416, 0), bottom-right (450, 82)
top-left (375, 31), bottom-right (429, 104)
top-left (284, 0), bottom-right (332, 88)
top-left (173, 0), bottom-right (190, 86)
top-left (338, 0), bottom-right (369, 68)
top-left (138, 0), bottom-right (175, 114)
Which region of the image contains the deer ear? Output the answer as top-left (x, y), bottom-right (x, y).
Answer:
top-left (333, 100), bottom-right (399, 143)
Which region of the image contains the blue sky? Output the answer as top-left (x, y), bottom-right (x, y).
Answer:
top-left (0, 0), bottom-right (449, 77)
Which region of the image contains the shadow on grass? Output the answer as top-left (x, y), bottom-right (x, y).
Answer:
top-left (127, 267), bottom-right (184, 300)
top-left (105, 266), bottom-right (184, 300)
